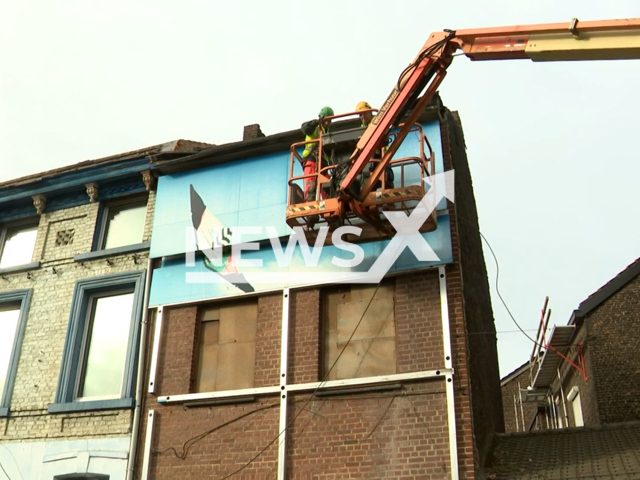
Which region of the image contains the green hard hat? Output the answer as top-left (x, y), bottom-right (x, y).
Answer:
top-left (318, 106), bottom-right (334, 118)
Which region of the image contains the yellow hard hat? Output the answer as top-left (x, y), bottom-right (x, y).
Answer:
top-left (356, 101), bottom-right (372, 112)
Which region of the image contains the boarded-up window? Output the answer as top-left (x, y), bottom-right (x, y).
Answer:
top-left (196, 300), bottom-right (257, 392)
top-left (323, 283), bottom-right (396, 380)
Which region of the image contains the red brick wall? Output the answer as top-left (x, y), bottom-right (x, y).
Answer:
top-left (396, 271), bottom-right (445, 373)
top-left (582, 274), bottom-right (640, 424)
top-left (286, 382), bottom-right (451, 479)
top-left (289, 289), bottom-right (321, 384)
top-left (501, 368), bottom-right (539, 433)
top-left (440, 108), bottom-right (504, 476)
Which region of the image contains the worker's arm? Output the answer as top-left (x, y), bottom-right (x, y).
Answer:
top-left (301, 119), bottom-right (319, 137)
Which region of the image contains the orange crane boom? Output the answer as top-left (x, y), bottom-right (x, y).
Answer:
top-left (342, 17), bottom-right (640, 200)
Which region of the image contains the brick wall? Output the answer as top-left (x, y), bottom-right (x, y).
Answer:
top-left (133, 110), bottom-right (500, 478)
top-left (501, 368), bottom-right (538, 433)
top-left (137, 272), bottom-right (463, 479)
top-left (441, 108), bottom-right (504, 472)
top-left (583, 274), bottom-right (640, 424)
top-left (0, 192), bottom-right (155, 442)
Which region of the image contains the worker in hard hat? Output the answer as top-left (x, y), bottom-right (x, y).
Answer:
top-left (300, 106), bottom-right (334, 202)
top-left (356, 101), bottom-right (394, 190)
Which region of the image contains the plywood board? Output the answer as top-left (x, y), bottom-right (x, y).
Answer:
top-left (335, 338), bottom-right (396, 379)
top-left (217, 341), bottom-right (256, 391)
top-left (336, 297), bottom-right (395, 342)
top-left (219, 302), bottom-right (257, 343)
top-left (196, 343), bottom-right (219, 392)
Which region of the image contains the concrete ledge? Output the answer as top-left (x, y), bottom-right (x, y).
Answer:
top-left (47, 397), bottom-right (135, 414)
top-left (73, 242), bottom-right (150, 262)
top-left (0, 261), bottom-right (41, 275)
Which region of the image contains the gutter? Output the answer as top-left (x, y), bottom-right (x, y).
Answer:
top-left (126, 257), bottom-right (153, 480)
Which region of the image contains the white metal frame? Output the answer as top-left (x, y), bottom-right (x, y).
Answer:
top-left (151, 267), bottom-right (460, 479)
top-left (439, 266), bottom-right (459, 480)
top-left (140, 409), bottom-right (156, 480)
top-left (277, 289), bottom-right (290, 480)
top-left (147, 307), bottom-right (163, 394)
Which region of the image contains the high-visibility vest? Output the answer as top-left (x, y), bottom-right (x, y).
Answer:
top-left (302, 122), bottom-right (327, 160)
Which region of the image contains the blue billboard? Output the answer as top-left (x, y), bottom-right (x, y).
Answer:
top-left (148, 121), bottom-right (452, 306)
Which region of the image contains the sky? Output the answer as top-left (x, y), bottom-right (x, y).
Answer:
top-left (1, 1), bottom-right (639, 377)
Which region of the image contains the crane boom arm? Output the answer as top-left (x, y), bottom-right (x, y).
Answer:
top-left (340, 17), bottom-right (640, 200)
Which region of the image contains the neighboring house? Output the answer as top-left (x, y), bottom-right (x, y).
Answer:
top-left (501, 256), bottom-right (640, 434)
top-left (492, 257), bottom-right (640, 478)
top-left (131, 99), bottom-right (504, 480)
top-left (0, 140), bottom-right (208, 480)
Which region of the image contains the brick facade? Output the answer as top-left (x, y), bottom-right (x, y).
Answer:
top-left (501, 260), bottom-right (640, 433)
top-left (135, 109), bottom-right (503, 479)
top-left (0, 193), bottom-right (154, 444)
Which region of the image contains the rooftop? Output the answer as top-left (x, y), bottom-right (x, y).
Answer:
top-left (484, 421), bottom-right (640, 479)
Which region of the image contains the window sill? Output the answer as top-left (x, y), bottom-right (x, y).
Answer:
top-left (73, 242), bottom-right (150, 262)
top-left (47, 398), bottom-right (135, 414)
top-left (0, 262), bottom-right (41, 275)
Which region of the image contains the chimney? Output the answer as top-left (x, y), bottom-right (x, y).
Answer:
top-left (243, 124), bottom-right (265, 141)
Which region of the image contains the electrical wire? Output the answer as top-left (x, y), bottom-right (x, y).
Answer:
top-left (155, 403), bottom-right (278, 460)
top-left (220, 284), bottom-right (381, 479)
top-left (456, 214), bottom-right (543, 348)
top-left (0, 461), bottom-right (12, 480)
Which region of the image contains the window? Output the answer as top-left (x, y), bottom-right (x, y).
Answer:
top-left (0, 220), bottom-right (38, 269)
top-left (97, 196), bottom-right (147, 251)
top-left (49, 271), bottom-right (145, 413)
top-left (568, 386), bottom-right (584, 427)
top-left (0, 289), bottom-right (32, 417)
top-left (196, 300), bottom-right (257, 392)
top-left (323, 283), bottom-right (396, 381)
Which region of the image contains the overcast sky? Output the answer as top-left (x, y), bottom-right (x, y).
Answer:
top-left (2, 1), bottom-right (639, 377)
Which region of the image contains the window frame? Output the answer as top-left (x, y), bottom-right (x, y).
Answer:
top-left (321, 281), bottom-right (397, 382)
top-left (94, 194), bottom-right (148, 252)
top-left (49, 271), bottom-right (146, 414)
top-left (0, 217), bottom-right (40, 271)
top-left (195, 299), bottom-right (258, 393)
top-left (0, 289), bottom-right (32, 417)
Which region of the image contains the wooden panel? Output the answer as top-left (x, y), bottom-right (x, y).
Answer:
top-left (196, 343), bottom-right (219, 392)
top-left (219, 302), bottom-right (257, 343)
top-left (217, 342), bottom-right (256, 391)
top-left (335, 338), bottom-right (396, 379)
top-left (337, 297), bottom-right (395, 342)
top-left (324, 282), bottom-right (396, 380)
top-left (201, 307), bottom-right (220, 322)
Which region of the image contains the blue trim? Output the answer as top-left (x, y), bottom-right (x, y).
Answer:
top-left (53, 271), bottom-right (146, 410)
top-left (0, 407), bottom-right (7, 417)
top-left (0, 262), bottom-right (41, 275)
top-left (47, 397), bottom-right (135, 414)
top-left (0, 289), bottom-right (33, 414)
top-left (74, 243), bottom-right (150, 262)
top-left (0, 158), bottom-right (152, 204)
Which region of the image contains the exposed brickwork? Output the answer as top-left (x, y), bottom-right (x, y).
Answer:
top-left (139, 399), bottom-right (281, 479)
top-left (134, 110), bottom-right (501, 478)
top-left (395, 271), bottom-right (444, 373)
top-left (289, 288), bottom-right (321, 384)
top-left (0, 192), bottom-right (155, 443)
top-left (255, 294), bottom-right (282, 388)
top-left (583, 274), bottom-right (640, 424)
top-left (243, 124), bottom-right (265, 141)
top-left (501, 368), bottom-right (539, 433)
top-left (440, 108), bottom-right (503, 477)
top-left (287, 383), bottom-right (451, 479)
top-left (155, 306), bottom-right (199, 394)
